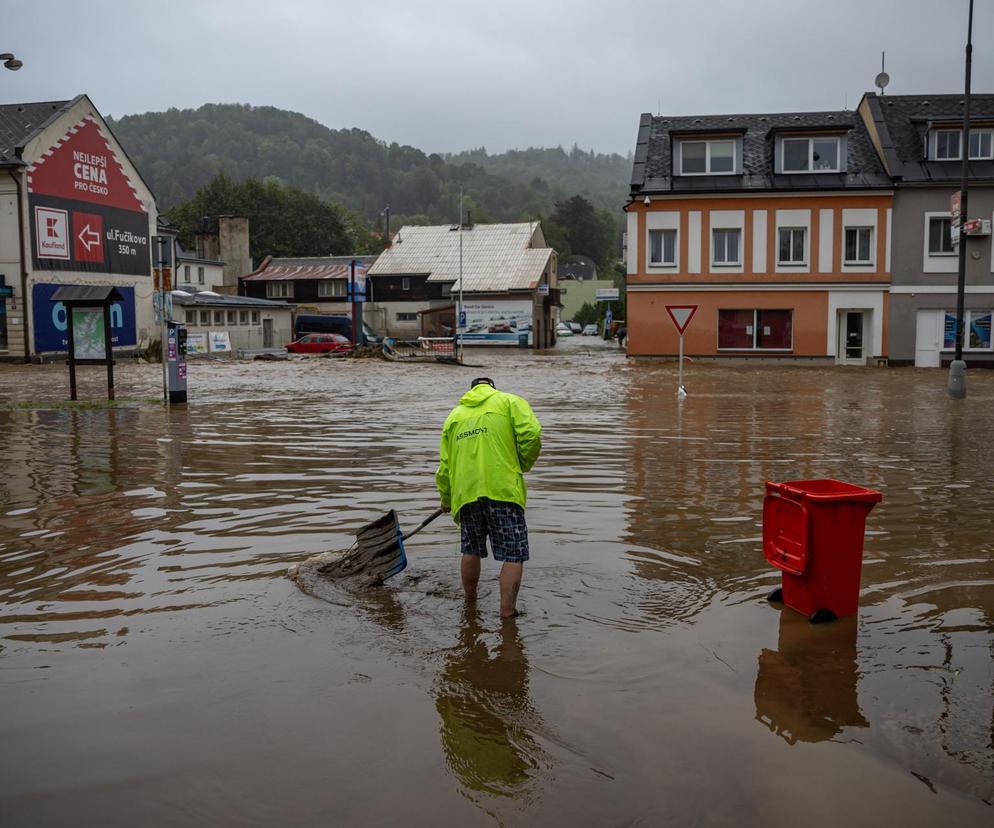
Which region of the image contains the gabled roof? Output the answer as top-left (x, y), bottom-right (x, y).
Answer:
top-left (242, 255), bottom-right (377, 281)
top-left (861, 92), bottom-right (994, 183)
top-left (0, 98), bottom-right (73, 164)
top-left (631, 108), bottom-right (890, 195)
top-left (368, 222), bottom-right (553, 292)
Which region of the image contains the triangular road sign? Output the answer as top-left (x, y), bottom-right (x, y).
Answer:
top-left (665, 304), bottom-right (698, 334)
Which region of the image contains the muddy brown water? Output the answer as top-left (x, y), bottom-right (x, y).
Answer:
top-left (1, 340), bottom-right (993, 826)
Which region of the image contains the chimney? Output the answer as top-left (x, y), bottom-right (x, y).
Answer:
top-left (217, 216), bottom-right (251, 290)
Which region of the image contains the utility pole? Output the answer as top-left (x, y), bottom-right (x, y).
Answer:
top-left (458, 190), bottom-right (464, 364)
top-left (948, 0), bottom-right (974, 399)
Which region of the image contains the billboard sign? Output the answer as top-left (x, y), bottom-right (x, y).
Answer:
top-left (457, 299), bottom-right (533, 343)
top-left (596, 287), bottom-right (620, 302)
top-left (32, 282), bottom-right (136, 352)
top-left (27, 116), bottom-right (150, 276)
top-left (950, 191), bottom-right (961, 225)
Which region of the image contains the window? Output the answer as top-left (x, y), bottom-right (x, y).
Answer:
top-left (401, 277), bottom-right (411, 291)
top-left (777, 227), bottom-right (806, 265)
top-left (251, 311), bottom-right (260, 325)
top-left (781, 136), bottom-right (841, 172)
top-left (396, 312), bottom-right (418, 322)
top-left (932, 129), bottom-right (961, 160)
top-left (225, 310), bottom-right (235, 325)
top-left (239, 310), bottom-right (248, 325)
top-left (679, 139), bottom-right (736, 175)
top-left (318, 280), bottom-right (346, 298)
top-left (197, 266), bottom-right (205, 285)
top-left (969, 128), bottom-right (994, 160)
top-left (214, 310), bottom-right (224, 325)
top-left (928, 217), bottom-right (955, 255)
top-left (199, 310), bottom-right (210, 326)
top-left (266, 282), bottom-right (293, 298)
top-left (844, 227), bottom-right (873, 264)
top-left (942, 310), bottom-right (993, 351)
top-left (184, 265), bottom-right (191, 283)
top-left (712, 228), bottom-right (741, 266)
top-left (718, 309), bottom-right (793, 350)
top-left (649, 228), bottom-right (677, 266)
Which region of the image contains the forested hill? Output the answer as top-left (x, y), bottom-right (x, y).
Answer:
top-left (107, 104), bottom-right (629, 225)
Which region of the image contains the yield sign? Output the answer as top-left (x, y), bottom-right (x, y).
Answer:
top-left (665, 304), bottom-right (698, 334)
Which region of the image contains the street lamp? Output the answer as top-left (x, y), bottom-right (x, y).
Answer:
top-left (1, 52), bottom-right (23, 71)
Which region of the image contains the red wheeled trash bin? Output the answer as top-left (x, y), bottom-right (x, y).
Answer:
top-left (763, 479), bottom-right (882, 623)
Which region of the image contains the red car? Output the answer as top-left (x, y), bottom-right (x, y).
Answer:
top-left (286, 333), bottom-right (353, 354)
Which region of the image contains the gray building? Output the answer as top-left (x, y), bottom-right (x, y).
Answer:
top-left (859, 93), bottom-right (994, 367)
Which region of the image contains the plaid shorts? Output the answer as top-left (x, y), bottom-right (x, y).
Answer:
top-left (458, 498), bottom-right (529, 563)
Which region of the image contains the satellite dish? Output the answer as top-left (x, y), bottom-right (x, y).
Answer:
top-left (875, 71), bottom-right (890, 93)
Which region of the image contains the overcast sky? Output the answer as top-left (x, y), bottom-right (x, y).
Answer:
top-left (3, 0), bottom-right (991, 156)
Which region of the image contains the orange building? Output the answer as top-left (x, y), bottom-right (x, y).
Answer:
top-left (625, 110), bottom-right (893, 364)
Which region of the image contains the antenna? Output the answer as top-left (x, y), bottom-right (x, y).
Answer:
top-left (875, 51), bottom-right (890, 96)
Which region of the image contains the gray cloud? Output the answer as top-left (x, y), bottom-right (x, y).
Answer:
top-left (2, 0), bottom-right (990, 155)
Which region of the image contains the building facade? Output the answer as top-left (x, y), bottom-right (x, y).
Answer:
top-left (626, 110), bottom-right (893, 364)
top-left (368, 222), bottom-right (558, 347)
top-left (858, 93), bottom-right (994, 367)
top-left (0, 95), bottom-right (158, 361)
top-left (239, 255), bottom-right (377, 318)
top-left (172, 288), bottom-right (294, 354)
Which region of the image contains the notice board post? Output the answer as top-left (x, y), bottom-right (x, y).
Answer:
top-left (50, 286), bottom-right (123, 401)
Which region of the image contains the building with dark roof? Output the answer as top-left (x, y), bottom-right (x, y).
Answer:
top-left (626, 106), bottom-right (893, 363)
top-left (1, 94), bottom-right (158, 361)
top-left (858, 92), bottom-right (994, 366)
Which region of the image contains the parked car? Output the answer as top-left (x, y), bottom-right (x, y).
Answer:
top-left (294, 314), bottom-right (381, 345)
top-left (582, 324), bottom-right (599, 336)
top-left (568, 321), bottom-right (582, 334)
top-left (556, 322), bottom-right (573, 337)
top-left (286, 333), bottom-right (353, 354)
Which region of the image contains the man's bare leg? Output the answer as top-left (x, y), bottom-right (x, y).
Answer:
top-left (461, 554), bottom-right (481, 600)
top-left (499, 562), bottom-right (523, 618)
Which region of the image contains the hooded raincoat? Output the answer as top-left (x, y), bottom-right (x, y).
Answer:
top-left (435, 385), bottom-right (542, 519)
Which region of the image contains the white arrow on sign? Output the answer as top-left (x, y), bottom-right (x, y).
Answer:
top-left (77, 224), bottom-right (100, 252)
top-left (665, 304), bottom-right (698, 334)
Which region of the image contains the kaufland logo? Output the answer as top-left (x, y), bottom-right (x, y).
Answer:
top-left (35, 206), bottom-right (70, 259)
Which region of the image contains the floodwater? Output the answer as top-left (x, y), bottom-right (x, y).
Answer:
top-left (1, 341), bottom-right (993, 826)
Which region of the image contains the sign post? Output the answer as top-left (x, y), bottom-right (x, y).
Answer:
top-left (665, 304), bottom-right (698, 397)
top-left (153, 236), bottom-right (172, 404)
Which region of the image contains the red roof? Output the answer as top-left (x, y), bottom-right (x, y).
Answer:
top-left (241, 256), bottom-right (373, 282)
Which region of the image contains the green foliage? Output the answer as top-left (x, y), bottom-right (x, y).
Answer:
top-left (573, 302), bottom-right (600, 327)
top-left (547, 195), bottom-right (618, 268)
top-left (165, 173), bottom-right (352, 261)
top-left (109, 104), bottom-right (629, 247)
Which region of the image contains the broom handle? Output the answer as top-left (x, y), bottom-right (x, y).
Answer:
top-left (403, 508), bottom-right (445, 541)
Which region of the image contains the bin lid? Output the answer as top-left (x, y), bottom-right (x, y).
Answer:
top-left (765, 479), bottom-right (882, 505)
top-left (763, 494), bottom-right (808, 576)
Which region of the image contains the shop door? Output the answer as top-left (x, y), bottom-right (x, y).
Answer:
top-left (915, 310), bottom-right (941, 368)
top-left (263, 318), bottom-right (273, 348)
top-left (837, 311), bottom-right (865, 365)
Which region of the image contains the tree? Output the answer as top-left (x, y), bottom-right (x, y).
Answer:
top-left (166, 172), bottom-right (352, 262)
top-left (550, 195), bottom-right (617, 268)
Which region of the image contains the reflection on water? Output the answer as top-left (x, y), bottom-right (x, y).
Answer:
top-left (2, 347), bottom-right (994, 823)
top-left (435, 607), bottom-right (544, 800)
top-left (755, 611), bottom-right (868, 744)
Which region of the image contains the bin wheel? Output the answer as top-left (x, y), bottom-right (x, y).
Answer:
top-left (766, 587), bottom-right (783, 603)
top-left (809, 608), bottom-right (837, 624)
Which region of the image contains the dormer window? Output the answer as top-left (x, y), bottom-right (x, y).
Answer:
top-left (929, 128), bottom-right (994, 161)
top-left (781, 136), bottom-right (841, 173)
top-left (678, 138), bottom-right (737, 175)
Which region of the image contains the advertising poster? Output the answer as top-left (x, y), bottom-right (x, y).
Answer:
top-left (71, 308), bottom-right (106, 359)
top-left (209, 331), bottom-right (232, 352)
top-left (185, 332), bottom-right (208, 355)
top-left (32, 283), bottom-right (136, 352)
top-left (457, 299), bottom-right (533, 343)
top-left (28, 116), bottom-right (150, 277)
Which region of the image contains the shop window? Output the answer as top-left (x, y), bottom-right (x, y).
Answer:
top-left (718, 309), bottom-right (793, 350)
top-left (942, 310), bottom-right (993, 351)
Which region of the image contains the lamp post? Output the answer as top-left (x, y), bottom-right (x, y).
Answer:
top-left (1, 52), bottom-right (23, 71)
top-left (948, 0), bottom-right (974, 399)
